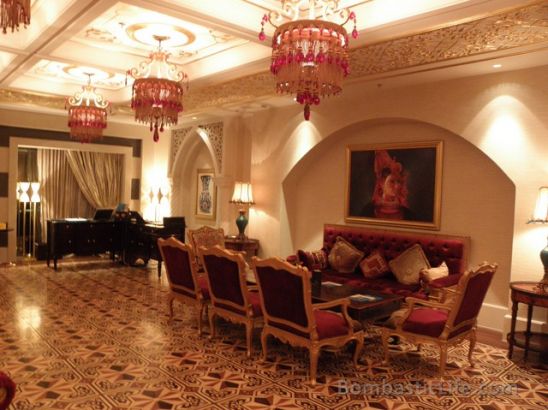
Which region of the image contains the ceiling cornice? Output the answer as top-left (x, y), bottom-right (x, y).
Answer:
top-left (1, 1), bottom-right (547, 116)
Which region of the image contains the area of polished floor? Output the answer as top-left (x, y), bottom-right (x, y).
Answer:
top-left (1, 259), bottom-right (546, 409)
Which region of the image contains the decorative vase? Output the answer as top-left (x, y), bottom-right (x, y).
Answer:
top-left (236, 210), bottom-right (248, 238)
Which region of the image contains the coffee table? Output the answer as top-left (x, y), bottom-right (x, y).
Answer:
top-left (312, 283), bottom-right (404, 324)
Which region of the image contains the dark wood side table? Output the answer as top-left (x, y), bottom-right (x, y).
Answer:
top-left (507, 281), bottom-right (548, 362)
top-left (224, 236), bottom-right (259, 262)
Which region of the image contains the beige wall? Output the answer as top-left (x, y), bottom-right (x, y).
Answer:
top-left (240, 65), bottom-right (548, 333)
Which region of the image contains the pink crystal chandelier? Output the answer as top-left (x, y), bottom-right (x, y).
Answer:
top-left (127, 35), bottom-right (188, 142)
top-left (259, 0), bottom-right (358, 120)
top-left (65, 74), bottom-right (110, 143)
top-left (1, 0), bottom-right (30, 34)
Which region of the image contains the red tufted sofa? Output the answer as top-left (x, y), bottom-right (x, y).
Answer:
top-left (297, 224), bottom-right (470, 299)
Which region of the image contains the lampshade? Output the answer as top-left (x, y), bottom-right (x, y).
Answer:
top-left (230, 182), bottom-right (255, 205)
top-left (531, 186), bottom-right (548, 223)
top-left (30, 182), bottom-right (40, 203)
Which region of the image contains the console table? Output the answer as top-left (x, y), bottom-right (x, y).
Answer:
top-left (224, 236), bottom-right (259, 262)
top-left (507, 281), bottom-right (548, 362)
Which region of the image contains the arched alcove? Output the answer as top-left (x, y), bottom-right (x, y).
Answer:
top-left (282, 117), bottom-right (515, 324)
top-left (171, 129), bottom-right (218, 230)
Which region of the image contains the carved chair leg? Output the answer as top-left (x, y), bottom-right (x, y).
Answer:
top-left (208, 309), bottom-right (216, 339)
top-left (439, 344), bottom-right (448, 376)
top-left (353, 334), bottom-right (364, 367)
top-left (468, 330), bottom-right (477, 367)
top-left (261, 330), bottom-right (269, 362)
top-left (381, 328), bottom-right (390, 364)
top-left (168, 296), bottom-right (175, 322)
top-left (197, 303), bottom-right (206, 336)
top-left (309, 346), bottom-right (320, 386)
top-left (245, 321), bottom-right (253, 357)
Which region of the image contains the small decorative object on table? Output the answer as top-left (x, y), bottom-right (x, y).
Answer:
top-left (527, 186), bottom-right (548, 292)
top-left (229, 182), bottom-right (254, 238)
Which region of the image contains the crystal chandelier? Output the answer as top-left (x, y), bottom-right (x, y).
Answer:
top-left (127, 35), bottom-right (188, 142)
top-left (65, 74), bottom-right (110, 143)
top-left (1, 0), bottom-right (30, 34)
top-left (259, 0), bottom-right (358, 120)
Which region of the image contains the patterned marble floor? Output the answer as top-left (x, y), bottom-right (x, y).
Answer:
top-left (0, 259), bottom-right (546, 410)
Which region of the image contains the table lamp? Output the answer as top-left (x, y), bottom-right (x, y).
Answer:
top-left (528, 186), bottom-right (548, 292)
top-left (230, 182), bottom-right (255, 239)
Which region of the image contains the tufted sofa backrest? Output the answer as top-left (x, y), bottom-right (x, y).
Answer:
top-left (323, 224), bottom-right (470, 274)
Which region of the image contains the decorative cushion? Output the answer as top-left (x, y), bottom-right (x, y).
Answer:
top-left (327, 236), bottom-right (364, 273)
top-left (359, 250), bottom-right (389, 279)
top-left (421, 261), bottom-right (449, 282)
top-left (297, 249), bottom-right (328, 271)
top-left (389, 244), bottom-right (431, 285)
top-left (314, 310), bottom-right (350, 339)
top-left (402, 308), bottom-right (449, 337)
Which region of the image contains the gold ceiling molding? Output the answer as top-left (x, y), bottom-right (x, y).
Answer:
top-left (348, 1), bottom-right (548, 77)
top-left (183, 1), bottom-right (548, 112)
top-left (0, 2), bottom-right (546, 115)
top-left (0, 88), bottom-right (132, 116)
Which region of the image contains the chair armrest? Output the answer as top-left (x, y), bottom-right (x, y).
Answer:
top-left (429, 273), bottom-right (462, 288)
top-left (405, 297), bottom-right (452, 311)
top-left (313, 298), bottom-right (356, 334)
top-left (313, 298), bottom-right (350, 310)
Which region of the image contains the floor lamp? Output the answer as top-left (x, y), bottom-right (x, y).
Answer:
top-left (30, 182), bottom-right (40, 258)
top-left (19, 182), bottom-right (30, 256)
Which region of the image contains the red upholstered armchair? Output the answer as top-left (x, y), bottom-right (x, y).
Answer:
top-left (157, 237), bottom-right (210, 335)
top-left (0, 371), bottom-right (16, 410)
top-left (200, 246), bottom-right (263, 357)
top-left (381, 262), bottom-right (497, 375)
top-left (252, 257), bottom-right (364, 386)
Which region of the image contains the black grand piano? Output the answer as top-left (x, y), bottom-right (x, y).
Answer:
top-left (47, 211), bottom-right (185, 276)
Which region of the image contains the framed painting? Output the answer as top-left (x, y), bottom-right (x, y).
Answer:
top-left (195, 168), bottom-right (216, 219)
top-left (345, 141), bottom-right (443, 230)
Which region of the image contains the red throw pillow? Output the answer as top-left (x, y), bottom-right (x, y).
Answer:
top-left (297, 249), bottom-right (328, 270)
top-left (360, 250), bottom-right (389, 279)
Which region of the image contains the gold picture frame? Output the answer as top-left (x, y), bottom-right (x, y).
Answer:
top-left (195, 168), bottom-right (216, 219)
top-left (345, 141), bottom-right (443, 230)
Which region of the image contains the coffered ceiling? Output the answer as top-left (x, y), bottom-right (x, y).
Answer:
top-left (0, 0), bottom-right (546, 123)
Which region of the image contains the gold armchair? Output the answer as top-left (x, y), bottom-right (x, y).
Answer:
top-left (252, 257), bottom-right (364, 386)
top-left (382, 262), bottom-right (498, 375)
top-left (187, 226), bottom-right (225, 269)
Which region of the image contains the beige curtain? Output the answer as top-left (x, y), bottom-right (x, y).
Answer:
top-left (37, 149), bottom-right (95, 241)
top-left (65, 150), bottom-right (123, 209)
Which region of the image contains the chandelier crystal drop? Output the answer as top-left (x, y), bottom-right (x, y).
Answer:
top-left (127, 35), bottom-right (188, 142)
top-left (259, 0), bottom-right (358, 120)
top-left (1, 0), bottom-right (30, 34)
top-left (65, 74), bottom-right (110, 143)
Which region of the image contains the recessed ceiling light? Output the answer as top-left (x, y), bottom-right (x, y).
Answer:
top-left (192, 116), bottom-right (197, 120)
top-left (492, 64), bottom-right (502, 68)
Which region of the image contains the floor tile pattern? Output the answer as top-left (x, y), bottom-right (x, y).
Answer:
top-left (0, 260), bottom-right (546, 409)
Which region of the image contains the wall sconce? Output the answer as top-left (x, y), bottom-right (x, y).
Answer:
top-left (230, 182), bottom-right (255, 238)
top-left (528, 186), bottom-right (548, 292)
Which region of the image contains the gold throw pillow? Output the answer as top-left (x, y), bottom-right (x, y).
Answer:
top-left (328, 236), bottom-right (364, 273)
top-left (389, 244), bottom-right (431, 285)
